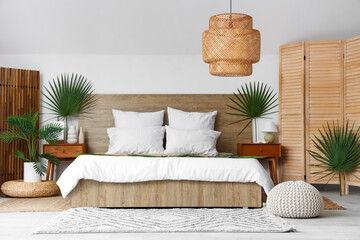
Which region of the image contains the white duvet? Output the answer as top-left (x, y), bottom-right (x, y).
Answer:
top-left (57, 155), bottom-right (274, 197)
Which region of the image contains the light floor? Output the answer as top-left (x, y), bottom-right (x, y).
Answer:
top-left (0, 190), bottom-right (359, 240)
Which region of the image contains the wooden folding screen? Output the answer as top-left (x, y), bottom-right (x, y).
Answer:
top-left (305, 41), bottom-right (344, 184)
top-left (279, 35), bottom-right (360, 191)
top-left (0, 67), bottom-right (40, 191)
top-left (279, 43), bottom-right (306, 182)
top-left (344, 36), bottom-right (360, 188)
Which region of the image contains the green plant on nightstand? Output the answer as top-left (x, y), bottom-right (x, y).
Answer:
top-left (42, 73), bottom-right (97, 143)
top-left (227, 82), bottom-right (278, 143)
top-left (310, 120), bottom-right (360, 195)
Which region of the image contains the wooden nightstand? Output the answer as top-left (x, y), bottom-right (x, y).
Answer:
top-left (237, 143), bottom-right (281, 185)
top-left (43, 143), bottom-right (86, 181)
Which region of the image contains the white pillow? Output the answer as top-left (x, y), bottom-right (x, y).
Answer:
top-left (164, 126), bottom-right (221, 156)
top-left (112, 109), bottom-right (164, 128)
top-left (167, 107), bottom-right (217, 130)
top-left (106, 126), bottom-right (165, 154)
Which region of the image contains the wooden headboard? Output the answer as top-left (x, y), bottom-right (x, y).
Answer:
top-left (79, 94), bottom-right (252, 154)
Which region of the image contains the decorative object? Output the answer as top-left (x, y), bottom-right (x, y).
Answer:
top-left (67, 126), bottom-right (77, 144)
top-left (79, 94), bottom-right (251, 155)
top-left (227, 82), bottom-right (278, 143)
top-left (202, 0), bottom-right (260, 76)
top-left (69, 180), bottom-right (261, 208)
top-left (0, 112), bottom-right (63, 181)
top-left (237, 143), bottom-right (281, 184)
top-left (262, 121), bottom-right (278, 143)
top-left (1, 180), bottom-right (60, 198)
top-left (43, 143), bottom-right (86, 181)
top-left (78, 127), bottom-right (85, 144)
top-left (279, 35), bottom-right (360, 192)
top-left (309, 121), bottom-right (360, 196)
top-left (266, 181), bottom-right (324, 218)
top-left (0, 196), bottom-right (70, 213)
top-left (33, 207), bottom-right (294, 234)
top-left (0, 67), bottom-right (40, 191)
top-left (42, 73), bottom-right (97, 143)
top-left (23, 162), bottom-right (41, 182)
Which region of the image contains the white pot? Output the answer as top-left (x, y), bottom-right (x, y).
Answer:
top-left (24, 162), bottom-right (41, 182)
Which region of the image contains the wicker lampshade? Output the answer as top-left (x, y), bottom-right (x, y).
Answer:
top-left (202, 13), bottom-right (261, 77)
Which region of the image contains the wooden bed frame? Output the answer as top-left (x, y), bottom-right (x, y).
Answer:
top-left (68, 94), bottom-right (261, 208)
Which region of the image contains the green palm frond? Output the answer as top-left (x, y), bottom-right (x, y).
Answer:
top-left (227, 82), bottom-right (278, 135)
top-left (39, 153), bottom-right (60, 166)
top-left (0, 128), bottom-right (26, 142)
top-left (39, 122), bottom-right (63, 144)
top-left (14, 151), bottom-right (30, 162)
top-left (42, 73), bottom-right (97, 118)
top-left (6, 111), bottom-right (38, 138)
top-left (33, 161), bottom-right (48, 176)
top-left (309, 120), bottom-right (360, 195)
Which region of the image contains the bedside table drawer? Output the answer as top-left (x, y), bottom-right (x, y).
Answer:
top-left (237, 144), bottom-right (281, 157)
top-left (43, 145), bottom-right (84, 158)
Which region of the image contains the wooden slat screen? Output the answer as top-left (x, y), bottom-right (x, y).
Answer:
top-left (305, 41), bottom-right (344, 184)
top-left (344, 36), bottom-right (360, 187)
top-left (0, 67), bottom-right (40, 191)
top-left (279, 42), bottom-right (306, 181)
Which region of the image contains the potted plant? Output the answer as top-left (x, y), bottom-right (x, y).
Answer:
top-left (42, 73), bottom-right (97, 143)
top-left (0, 112), bottom-right (63, 182)
top-left (310, 121), bottom-right (360, 195)
top-left (227, 82), bottom-right (278, 143)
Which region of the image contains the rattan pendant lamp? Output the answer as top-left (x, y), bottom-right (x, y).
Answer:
top-left (202, 0), bottom-right (260, 77)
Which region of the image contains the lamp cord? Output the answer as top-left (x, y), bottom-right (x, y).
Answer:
top-left (230, 0), bottom-right (232, 13)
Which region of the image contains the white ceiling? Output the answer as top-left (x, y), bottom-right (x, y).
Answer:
top-left (0, 0), bottom-right (359, 55)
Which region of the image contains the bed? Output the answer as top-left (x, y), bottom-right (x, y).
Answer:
top-left (59, 94), bottom-right (274, 208)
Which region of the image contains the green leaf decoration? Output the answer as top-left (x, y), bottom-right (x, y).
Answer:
top-left (309, 120), bottom-right (360, 195)
top-left (41, 73), bottom-right (97, 119)
top-left (227, 82), bottom-right (278, 136)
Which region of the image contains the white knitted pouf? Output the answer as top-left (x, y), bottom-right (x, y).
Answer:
top-left (266, 181), bottom-right (324, 218)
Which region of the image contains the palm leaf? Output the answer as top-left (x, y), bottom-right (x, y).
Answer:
top-left (227, 82), bottom-right (278, 135)
top-left (309, 120), bottom-right (360, 195)
top-left (39, 153), bottom-right (60, 166)
top-left (41, 73), bottom-right (97, 118)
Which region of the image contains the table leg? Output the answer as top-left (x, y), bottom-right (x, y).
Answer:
top-left (50, 162), bottom-right (55, 181)
top-left (271, 158), bottom-right (279, 185)
top-left (46, 161), bottom-right (51, 181)
top-left (268, 161), bottom-right (274, 183)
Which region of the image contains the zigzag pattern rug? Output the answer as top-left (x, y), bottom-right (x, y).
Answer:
top-left (34, 207), bottom-right (294, 234)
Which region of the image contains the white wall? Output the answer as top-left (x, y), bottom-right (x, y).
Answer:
top-left (0, 53), bottom-right (279, 177)
top-left (0, 53), bottom-right (279, 139)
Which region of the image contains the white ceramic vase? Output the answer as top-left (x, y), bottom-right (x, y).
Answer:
top-left (67, 126), bottom-right (78, 144)
top-left (78, 127), bottom-right (85, 144)
top-left (24, 162), bottom-right (41, 182)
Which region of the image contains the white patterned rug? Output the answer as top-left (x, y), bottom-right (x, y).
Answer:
top-left (34, 207), bottom-right (295, 234)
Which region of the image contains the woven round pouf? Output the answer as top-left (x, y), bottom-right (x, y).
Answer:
top-left (266, 181), bottom-right (324, 218)
top-left (1, 180), bottom-right (60, 198)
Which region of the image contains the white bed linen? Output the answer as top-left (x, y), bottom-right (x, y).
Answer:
top-left (57, 155), bottom-right (274, 197)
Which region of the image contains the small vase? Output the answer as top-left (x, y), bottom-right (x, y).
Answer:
top-left (24, 162), bottom-right (41, 182)
top-left (67, 126), bottom-right (77, 144)
top-left (78, 127), bottom-right (85, 144)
